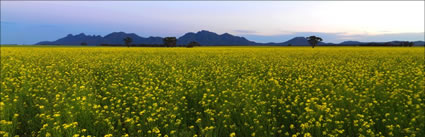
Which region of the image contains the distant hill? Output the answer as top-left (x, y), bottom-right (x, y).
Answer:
top-left (283, 37), bottom-right (309, 46)
top-left (177, 30), bottom-right (258, 45)
top-left (413, 41), bottom-right (425, 46)
top-left (37, 32), bottom-right (162, 45)
top-left (103, 32), bottom-right (163, 45)
top-left (338, 40), bottom-right (425, 46)
top-left (265, 37), bottom-right (329, 46)
top-left (37, 31), bottom-right (258, 46)
top-left (340, 41), bottom-right (364, 45)
top-left (36, 30), bottom-right (425, 46)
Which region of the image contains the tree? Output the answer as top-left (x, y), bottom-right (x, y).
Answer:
top-left (163, 37), bottom-right (177, 47)
top-left (403, 41), bottom-right (414, 47)
top-left (123, 37), bottom-right (133, 48)
top-left (401, 41), bottom-right (408, 47)
top-left (80, 42), bottom-right (87, 46)
top-left (306, 36), bottom-right (323, 48)
top-left (187, 41), bottom-right (200, 48)
top-left (409, 42), bottom-right (414, 47)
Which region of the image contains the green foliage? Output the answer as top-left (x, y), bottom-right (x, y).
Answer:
top-left (123, 37), bottom-right (133, 47)
top-left (306, 36), bottom-right (323, 48)
top-left (187, 41), bottom-right (200, 48)
top-left (163, 37), bottom-right (177, 47)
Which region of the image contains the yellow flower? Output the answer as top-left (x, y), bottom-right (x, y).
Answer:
top-left (152, 127), bottom-right (160, 134)
top-left (196, 118), bottom-right (202, 123)
top-left (304, 133), bottom-right (312, 137)
top-left (230, 132), bottom-right (236, 137)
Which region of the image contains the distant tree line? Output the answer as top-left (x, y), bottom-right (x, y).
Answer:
top-left (82, 36), bottom-right (416, 47)
top-left (94, 37), bottom-right (200, 48)
top-left (353, 41), bottom-right (414, 47)
top-left (303, 36), bottom-right (414, 48)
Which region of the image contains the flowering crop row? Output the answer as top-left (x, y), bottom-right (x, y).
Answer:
top-left (1, 47), bottom-right (424, 137)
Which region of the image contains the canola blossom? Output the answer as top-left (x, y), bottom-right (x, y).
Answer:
top-left (1, 47), bottom-right (424, 137)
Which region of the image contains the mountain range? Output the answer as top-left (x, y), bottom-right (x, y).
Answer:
top-left (36, 30), bottom-right (425, 46)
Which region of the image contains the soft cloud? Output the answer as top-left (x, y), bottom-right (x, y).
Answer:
top-left (232, 30), bottom-right (258, 34)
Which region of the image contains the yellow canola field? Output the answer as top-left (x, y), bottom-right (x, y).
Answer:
top-left (1, 47), bottom-right (424, 137)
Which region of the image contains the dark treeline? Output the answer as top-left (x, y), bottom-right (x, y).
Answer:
top-left (327, 41), bottom-right (415, 47)
top-left (96, 37), bottom-right (200, 48)
top-left (353, 42), bottom-right (414, 47)
top-left (99, 44), bottom-right (197, 47)
top-left (306, 40), bottom-right (415, 47)
top-left (84, 36), bottom-right (418, 47)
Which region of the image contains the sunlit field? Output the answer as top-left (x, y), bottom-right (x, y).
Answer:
top-left (1, 46), bottom-right (424, 137)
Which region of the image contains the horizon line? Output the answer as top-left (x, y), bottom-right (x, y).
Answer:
top-left (29, 30), bottom-right (425, 44)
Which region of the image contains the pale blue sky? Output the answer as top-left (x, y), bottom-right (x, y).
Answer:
top-left (1, 1), bottom-right (424, 44)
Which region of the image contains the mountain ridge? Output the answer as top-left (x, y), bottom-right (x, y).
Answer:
top-left (36, 30), bottom-right (425, 46)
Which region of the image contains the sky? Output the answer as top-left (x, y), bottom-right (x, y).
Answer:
top-left (1, 1), bottom-right (424, 44)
